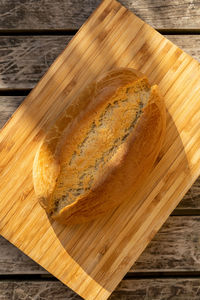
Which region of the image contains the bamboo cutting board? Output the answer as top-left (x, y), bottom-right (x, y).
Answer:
top-left (0, 0), bottom-right (200, 298)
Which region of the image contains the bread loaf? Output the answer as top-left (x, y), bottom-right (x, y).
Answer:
top-left (33, 68), bottom-right (166, 224)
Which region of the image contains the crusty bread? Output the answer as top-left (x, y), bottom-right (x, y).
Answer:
top-left (33, 68), bottom-right (166, 224)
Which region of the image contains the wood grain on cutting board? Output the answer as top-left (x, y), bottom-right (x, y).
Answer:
top-left (0, 0), bottom-right (200, 299)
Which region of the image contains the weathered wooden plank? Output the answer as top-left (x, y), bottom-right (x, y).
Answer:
top-left (177, 177), bottom-right (200, 210)
top-left (0, 217), bottom-right (200, 274)
top-left (0, 96), bottom-right (24, 128)
top-left (0, 280), bottom-right (82, 300)
top-left (0, 36), bottom-right (71, 89)
top-left (111, 279), bottom-right (200, 299)
top-left (0, 235), bottom-right (45, 274)
top-left (169, 35), bottom-right (200, 62)
top-left (0, 279), bottom-right (200, 300)
top-left (133, 216), bottom-right (200, 272)
top-left (0, 35), bottom-right (199, 89)
top-left (0, 0), bottom-right (199, 30)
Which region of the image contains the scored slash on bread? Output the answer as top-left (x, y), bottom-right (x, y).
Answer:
top-left (33, 68), bottom-right (166, 224)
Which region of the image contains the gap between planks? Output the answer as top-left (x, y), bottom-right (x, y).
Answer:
top-left (1, 272), bottom-right (200, 281)
top-left (0, 29), bottom-right (200, 36)
top-left (0, 90), bottom-right (31, 96)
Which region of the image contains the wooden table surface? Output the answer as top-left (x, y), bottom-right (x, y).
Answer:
top-left (0, 0), bottom-right (200, 299)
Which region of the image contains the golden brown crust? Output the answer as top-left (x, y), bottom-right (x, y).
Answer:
top-left (53, 86), bottom-right (166, 224)
top-left (33, 68), bottom-right (166, 224)
top-left (32, 80), bottom-right (96, 211)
